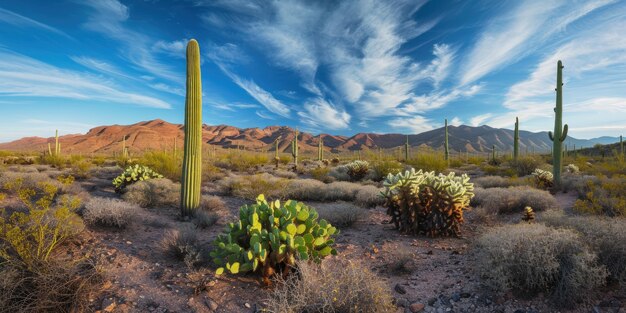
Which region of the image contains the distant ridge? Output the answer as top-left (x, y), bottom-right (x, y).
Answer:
top-left (0, 119), bottom-right (618, 155)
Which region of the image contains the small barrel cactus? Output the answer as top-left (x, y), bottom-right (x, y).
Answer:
top-left (112, 164), bottom-right (163, 192)
top-left (345, 160), bottom-right (370, 181)
top-left (381, 169), bottom-right (474, 237)
top-left (210, 195), bottom-right (338, 285)
top-left (522, 206), bottom-right (535, 223)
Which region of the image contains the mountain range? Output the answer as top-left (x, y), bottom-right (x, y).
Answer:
top-left (0, 119), bottom-right (619, 155)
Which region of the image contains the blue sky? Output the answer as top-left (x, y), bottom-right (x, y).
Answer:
top-left (1, 0), bottom-right (625, 142)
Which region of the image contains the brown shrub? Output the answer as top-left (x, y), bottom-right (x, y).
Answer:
top-left (83, 197), bottom-right (141, 228)
top-left (122, 178), bottom-right (180, 208)
top-left (471, 186), bottom-right (557, 214)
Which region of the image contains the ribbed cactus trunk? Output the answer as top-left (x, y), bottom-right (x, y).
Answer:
top-left (180, 39), bottom-right (203, 217)
top-left (513, 117), bottom-right (519, 161)
top-left (48, 143), bottom-right (52, 156)
top-left (548, 60), bottom-right (568, 188)
top-left (122, 136), bottom-right (128, 158)
top-left (405, 135), bottom-right (409, 161)
top-left (291, 129), bottom-right (298, 166)
top-left (444, 119), bottom-right (449, 161)
top-left (55, 130), bottom-right (60, 156)
top-left (318, 137), bottom-right (324, 161)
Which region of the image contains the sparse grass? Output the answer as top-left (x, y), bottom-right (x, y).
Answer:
top-left (309, 166), bottom-right (330, 181)
top-left (122, 178), bottom-right (180, 208)
top-left (161, 226), bottom-right (202, 268)
top-left (216, 151), bottom-right (269, 172)
top-left (284, 179), bottom-right (378, 206)
top-left (135, 151), bottom-right (181, 182)
top-left (218, 173), bottom-right (289, 200)
top-left (385, 250), bottom-right (417, 274)
top-left (542, 210), bottom-right (626, 284)
top-left (355, 184), bottom-right (384, 207)
top-left (193, 210), bottom-right (219, 229)
top-left (475, 223), bottom-right (607, 307)
top-left (406, 153), bottom-right (447, 172)
top-left (471, 186), bottom-right (557, 214)
top-left (266, 260), bottom-right (396, 313)
top-left (200, 195), bottom-right (227, 212)
top-left (371, 159), bottom-right (404, 181)
top-left (83, 197), bottom-right (140, 228)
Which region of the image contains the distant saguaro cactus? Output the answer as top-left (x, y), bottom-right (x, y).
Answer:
top-left (318, 136), bottom-right (324, 161)
top-left (55, 129), bottom-right (60, 156)
top-left (180, 39), bottom-right (203, 217)
top-left (444, 119), bottom-right (449, 161)
top-left (513, 117), bottom-right (519, 161)
top-left (548, 60), bottom-right (568, 188)
top-left (291, 129), bottom-right (299, 166)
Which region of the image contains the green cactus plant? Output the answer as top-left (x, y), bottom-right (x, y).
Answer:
top-left (405, 135), bottom-right (409, 161)
top-left (444, 119), bottom-right (449, 161)
top-left (210, 194), bottom-right (338, 284)
top-left (514, 117), bottom-right (519, 161)
top-left (318, 136), bottom-right (324, 161)
top-left (291, 129), bottom-right (299, 166)
top-left (48, 143), bottom-right (52, 156)
top-left (548, 60), bottom-right (568, 188)
top-left (112, 164), bottom-right (163, 192)
top-left (180, 39), bottom-right (203, 217)
top-left (274, 136), bottom-right (281, 168)
top-left (122, 136), bottom-right (128, 158)
top-left (54, 129), bottom-right (60, 156)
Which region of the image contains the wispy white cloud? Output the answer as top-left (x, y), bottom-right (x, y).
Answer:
top-left (0, 7), bottom-right (72, 38)
top-left (70, 56), bottom-right (135, 80)
top-left (460, 0), bottom-right (616, 85)
top-left (399, 84), bottom-right (482, 115)
top-left (215, 63), bottom-right (290, 118)
top-left (0, 49), bottom-right (171, 109)
top-left (298, 98), bottom-right (351, 130)
top-left (255, 111), bottom-right (274, 120)
top-left (153, 39), bottom-right (188, 58)
top-left (469, 113), bottom-right (493, 126)
top-left (450, 117), bottom-right (463, 126)
top-left (387, 116), bottom-right (436, 134)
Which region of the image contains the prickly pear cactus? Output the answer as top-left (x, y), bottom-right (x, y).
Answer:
top-left (381, 169), bottom-right (474, 237)
top-left (112, 164), bottom-right (163, 192)
top-left (210, 195), bottom-right (338, 284)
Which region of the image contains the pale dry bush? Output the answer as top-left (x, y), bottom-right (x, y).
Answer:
top-left (313, 202), bottom-right (363, 227)
top-left (161, 225), bottom-right (202, 268)
top-left (218, 173), bottom-right (289, 200)
top-left (83, 197), bottom-right (141, 228)
top-left (475, 223), bottom-right (607, 306)
top-left (285, 179), bottom-right (378, 206)
top-left (266, 260), bottom-right (396, 313)
top-left (122, 178), bottom-right (180, 208)
top-left (471, 186), bottom-right (557, 214)
top-left (272, 169), bottom-right (298, 179)
top-left (328, 165), bottom-right (351, 181)
top-left (473, 176), bottom-right (517, 188)
top-left (355, 184), bottom-right (384, 207)
top-left (90, 165), bottom-right (123, 178)
top-left (193, 210), bottom-right (219, 229)
top-left (542, 210), bottom-right (626, 284)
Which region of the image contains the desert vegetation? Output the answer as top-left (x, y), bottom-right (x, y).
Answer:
top-left (1, 40), bottom-right (624, 313)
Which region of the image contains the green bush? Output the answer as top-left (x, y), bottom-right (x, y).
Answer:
top-left (406, 153), bottom-right (447, 172)
top-left (509, 156), bottom-right (544, 176)
top-left (210, 195), bottom-right (338, 283)
top-left (112, 164), bottom-right (163, 192)
top-left (136, 151), bottom-right (181, 182)
top-left (371, 159), bottom-right (403, 181)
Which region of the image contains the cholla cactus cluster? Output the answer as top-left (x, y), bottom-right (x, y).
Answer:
top-left (522, 206), bottom-right (535, 223)
top-left (532, 169), bottom-right (554, 189)
top-left (565, 164), bottom-right (579, 174)
top-left (113, 164), bottom-right (163, 192)
top-left (381, 169), bottom-right (474, 237)
top-left (345, 160), bottom-right (370, 181)
top-left (210, 195), bottom-right (338, 284)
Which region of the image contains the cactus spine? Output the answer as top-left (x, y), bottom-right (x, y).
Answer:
top-left (444, 119), bottom-right (449, 161)
top-left (548, 60), bottom-right (568, 188)
top-left (291, 129), bottom-right (298, 165)
top-left (513, 117), bottom-right (519, 161)
top-left (405, 135), bottom-right (409, 161)
top-left (180, 39), bottom-right (203, 217)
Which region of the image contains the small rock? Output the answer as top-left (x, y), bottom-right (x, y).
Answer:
top-left (427, 297), bottom-right (437, 306)
top-left (460, 292), bottom-right (471, 298)
top-left (396, 298), bottom-right (409, 307)
top-left (102, 298), bottom-right (116, 312)
top-left (451, 293), bottom-right (461, 302)
top-left (126, 241), bottom-right (132, 245)
top-left (394, 284), bottom-right (407, 294)
top-left (204, 297), bottom-right (219, 311)
top-left (410, 302), bottom-right (425, 312)
top-left (244, 302), bottom-right (251, 308)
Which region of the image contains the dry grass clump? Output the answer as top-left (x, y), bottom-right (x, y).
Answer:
top-left (328, 165), bottom-right (351, 181)
top-left (218, 173), bottom-right (289, 200)
top-left (161, 226), bottom-right (202, 268)
top-left (216, 152), bottom-right (269, 172)
top-left (266, 260), bottom-right (396, 313)
top-left (193, 210), bottom-right (219, 229)
top-left (122, 178), bottom-right (180, 208)
top-left (313, 202), bottom-right (363, 227)
top-left (355, 184), bottom-right (384, 207)
top-left (542, 211), bottom-right (626, 284)
top-left (406, 153), bottom-right (447, 172)
top-left (309, 166), bottom-right (331, 181)
top-left (200, 195), bottom-right (227, 212)
top-left (471, 186), bottom-right (557, 214)
top-left (385, 250), bottom-right (417, 274)
top-left (136, 151), bottom-right (182, 182)
top-left (284, 179), bottom-right (382, 207)
top-left (508, 156), bottom-right (544, 176)
top-left (473, 175), bottom-right (529, 188)
top-left (475, 223), bottom-right (607, 306)
top-left (272, 169), bottom-right (298, 179)
top-left (371, 159), bottom-right (404, 181)
top-left (0, 171), bottom-right (60, 194)
top-left (89, 165), bottom-right (123, 178)
top-left (83, 197), bottom-right (141, 228)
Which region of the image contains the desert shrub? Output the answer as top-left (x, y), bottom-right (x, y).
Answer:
top-left (272, 169), bottom-right (298, 179)
top-left (219, 173), bottom-right (289, 200)
top-left (284, 179), bottom-right (326, 200)
top-left (371, 159), bottom-right (404, 181)
top-left (328, 165), bottom-right (351, 181)
top-left (382, 169), bottom-right (474, 237)
top-left (542, 211), bottom-right (626, 283)
top-left (309, 166), bottom-right (330, 181)
top-left (471, 186), bottom-right (557, 214)
top-left (266, 260), bottom-right (395, 313)
top-left (90, 156), bottom-right (106, 166)
top-left (572, 175), bottom-right (626, 216)
top-left (532, 168), bottom-right (554, 190)
top-left (210, 195), bottom-right (338, 284)
top-left (386, 250), bottom-right (417, 274)
top-left (193, 210), bottom-right (219, 229)
top-left (473, 176), bottom-right (511, 188)
top-left (313, 202), bottom-right (363, 227)
top-left (201, 195), bottom-right (227, 212)
top-left (218, 152), bottom-right (269, 172)
top-left (407, 154), bottom-right (447, 172)
top-left (0, 171), bottom-right (59, 194)
top-left (345, 160), bottom-right (370, 181)
top-left (112, 164), bottom-right (163, 192)
top-left (355, 184), bottom-right (384, 207)
top-left (203, 162), bottom-right (225, 182)
top-left (122, 178), bottom-right (180, 208)
top-left (69, 159), bottom-right (92, 179)
top-left (475, 224), bottom-right (607, 306)
top-left (83, 197), bottom-right (140, 228)
top-left (161, 226), bottom-right (202, 268)
top-left (134, 151), bottom-right (181, 181)
top-left (509, 156), bottom-right (543, 176)
top-left (0, 259), bottom-right (101, 313)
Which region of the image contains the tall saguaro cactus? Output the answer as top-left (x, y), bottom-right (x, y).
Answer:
top-left (55, 130), bottom-right (60, 156)
top-left (180, 39), bottom-right (203, 217)
top-left (513, 117), bottom-right (520, 161)
top-left (318, 136), bottom-right (324, 161)
top-left (548, 60), bottom-right (568, 188)
top-left (404, 135), bottom-right (409, 161)
top-left (444, 119), bottom-right (449, 161)
top-left (291, 129), bottom-right (299, 166)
